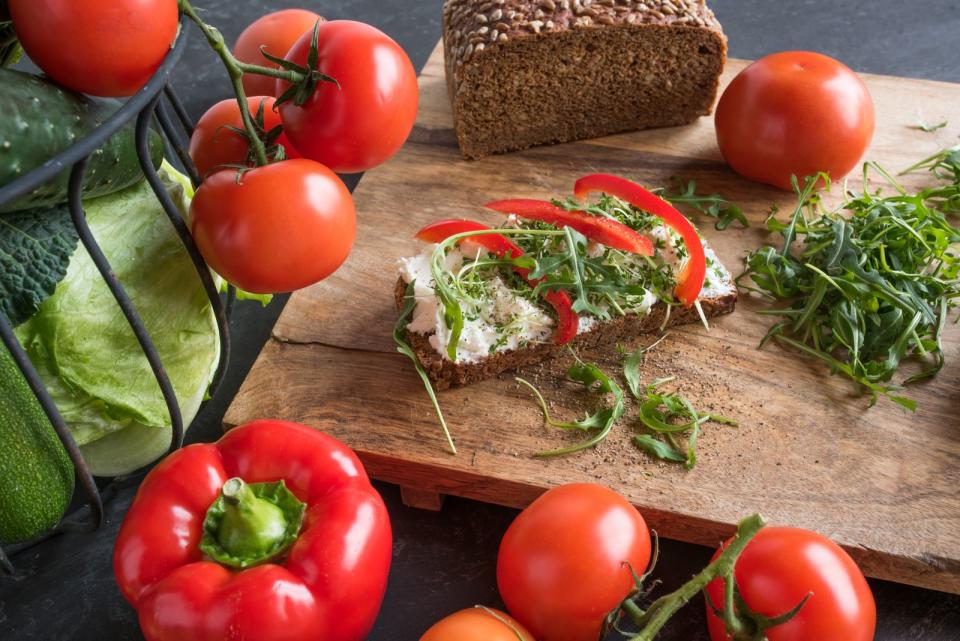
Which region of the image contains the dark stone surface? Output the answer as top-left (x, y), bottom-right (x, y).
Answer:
top-left (3, 1), bottom-right (960, 639)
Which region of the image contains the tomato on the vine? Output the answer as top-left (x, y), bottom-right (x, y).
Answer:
top-left (715, 51), bottom-right (875, 190)
top-left (705, 526), bottom-right (876, 641)
top-left (497, 483), bottom-right (651, 641)
top-left (189, 96), bottom-right (300, 177)
top-left (9, 0), bottom-right (179, 97)
top-left (420, 607), bottom-right (534, 641)
top-left (190, 159), bottom-right (356, 294)
top-left (233, 9), bottom-right (323, 97)
top-left (276, 20), bottom-right (419, 174)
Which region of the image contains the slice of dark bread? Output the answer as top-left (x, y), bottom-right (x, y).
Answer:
top-left (395, 277), bottom-right (736, 390)
top-left (442, 0), bottom-right (728, 159)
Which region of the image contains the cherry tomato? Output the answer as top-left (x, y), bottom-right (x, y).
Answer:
top-left (705, 527), bottom-right (876, 641)
top-left (190, 159), bottom-right (356, 294)
top-left (276, 20), bottom-right (419, 174)
top-left (420, 607), bottom-right (535, 641)
top-left (9, 0), bottom-right (179, 97)
top-left (715, 51), bottom-right (875, 190)
top-left (189, 96), bottom-right (300, 177)
top-left (233, 9), bottom-right (324, 97)
top-left (497, 484), bottom-right (651, 641)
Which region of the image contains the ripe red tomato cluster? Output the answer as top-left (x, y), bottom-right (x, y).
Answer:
top-left (10, 2), bottom-right (419, 295)
top-left (191, 12), bottom-right (419, 294)
top-left (421, 483), bottom-right (876, 641)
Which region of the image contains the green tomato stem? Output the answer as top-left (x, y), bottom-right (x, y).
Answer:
top-left (623, 513), bottom-right (766, 641)
top-left (178, 0), bottom-right (304, 167)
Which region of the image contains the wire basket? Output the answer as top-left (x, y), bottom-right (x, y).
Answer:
top-left (0, 17), bottom-right (231, 572)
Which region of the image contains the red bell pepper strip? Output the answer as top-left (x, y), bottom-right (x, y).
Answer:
top-left (573, 174), bottom-right (707, 307)
top-left (114, 420), bottom-right (392, 641)
top-left (484, 198), bottom-right (655, 256)
top-left (415, 218), bottom-right (524, 259)
top-left (414, 219), bottom-right (579, 344)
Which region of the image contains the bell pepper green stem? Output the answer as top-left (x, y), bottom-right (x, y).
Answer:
top-left (200, 478), bottom-right (306, 568)
top-left (216, 478), bottom-right (288, 558)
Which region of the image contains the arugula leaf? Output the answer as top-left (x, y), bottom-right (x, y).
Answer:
top-left (633, 434), bottom-right (686, 463)
top-left (909, 119), bottom-right (948, 133)
top-left (517, 358), bottom-right (626, 457)
top-left (623, 334), bottom-right (670, 400)
top-left (0, 204), bottom-right (79, 326)
top-left (655, 179), bottom-right (749, 230)
top-left (394, 280), bottom-right (456, 454)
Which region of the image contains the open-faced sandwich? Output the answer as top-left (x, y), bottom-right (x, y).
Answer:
top-left (395, 174), bottom-right (737, 389)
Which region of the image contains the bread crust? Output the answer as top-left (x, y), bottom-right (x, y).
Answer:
top-left (395, 277), bottom-right (736, 390)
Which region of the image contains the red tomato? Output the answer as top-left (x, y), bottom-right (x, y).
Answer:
top-left (9, 0), bottom-right (179, 97)
top-left (705, 527), bottom-right (876, 641)
top-left (715, 51), bottom-right (875, 190)
top-left (233, 9), bottom-right (323, 97)
top-left (497, 484), bottom-right (651, 641)
top-left (276, 20), bottom-right (419, 174)
top-left (189, 96), bottom-right (300, 177)
top-left (420, 607), bottom-right (535, 641)
top-left (190, 159), bottom-right (356, 293)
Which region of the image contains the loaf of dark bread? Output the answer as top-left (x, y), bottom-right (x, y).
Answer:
top-left (395, 277), bottom-right (736, 390)
top-left (442, 0), bottom-right (728, 159)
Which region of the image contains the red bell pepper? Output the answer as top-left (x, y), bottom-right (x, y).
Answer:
top-left (574, 174), bottom-right (707, 307)
top-left (414, 218), bottom-right (579, 344)
top-left (113, 420), bottom-right (392, 641)
top-left (484, 198), bottom-right (655, 256)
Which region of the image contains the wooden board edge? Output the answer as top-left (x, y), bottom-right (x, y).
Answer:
top-left (353, 449), bottom-right (960, 596)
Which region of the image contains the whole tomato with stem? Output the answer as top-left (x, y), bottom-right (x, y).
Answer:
top-left (420, 607), bottom-right (535, 641)
top-left (189, 96), bottom-right (300, 177)
top-left (715, 51), bottom-right (875, 190)
top-left (9, 0), bottom-right (179, 97)
top-left (190, 159), bottom-right (356, 294)
top-left (233, 9), bottom-right (324, 97)
top-left (276, 20), bottom-right (419, 174)
top-left (497, 483), bottom-right (651, 641)
top-left (704, 526), bottom-right (876, 641)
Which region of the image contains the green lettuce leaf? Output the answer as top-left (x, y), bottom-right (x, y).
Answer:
top-left (15, 164), bottom-right (220, 475)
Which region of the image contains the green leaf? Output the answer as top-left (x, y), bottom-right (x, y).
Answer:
top-left (655, 179), bottom-right (749, 230)
top-left (0, 204), bottom-right (79, 326)
top-left (394, 280), bottom-right (456, 454)
top-left (633, 434), bottom-right (686, 463)
top-left (909, 119), bottom-right (947, 133)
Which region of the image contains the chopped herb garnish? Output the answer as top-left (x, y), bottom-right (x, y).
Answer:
top-left (738, 153), bottom-right (960, 409)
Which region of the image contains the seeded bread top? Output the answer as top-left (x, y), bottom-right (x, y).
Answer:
top-left (443, 0), bottom-right (724, 88)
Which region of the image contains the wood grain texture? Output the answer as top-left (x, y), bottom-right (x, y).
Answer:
top-left (226, 43), bottom-right (960, 593)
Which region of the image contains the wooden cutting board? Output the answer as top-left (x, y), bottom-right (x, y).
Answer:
top-left (226, 42), bottom-right (960, 594)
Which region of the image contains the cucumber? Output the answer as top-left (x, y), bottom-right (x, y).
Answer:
top-left (0, 342), bottom-right (74, 544)
top-left (0, 69), bottom-right (164, 214)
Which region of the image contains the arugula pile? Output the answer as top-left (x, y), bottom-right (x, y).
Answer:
top-left (738, 149), bottom-right (960, 409)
